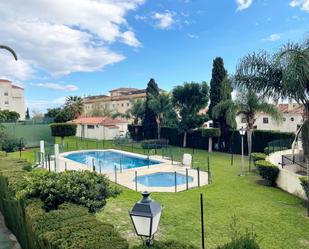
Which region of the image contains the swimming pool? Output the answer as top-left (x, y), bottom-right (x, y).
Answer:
top-left (64, 150), bottom-right (161, 172)
top-left (135, 172), bottom-right (193, 187)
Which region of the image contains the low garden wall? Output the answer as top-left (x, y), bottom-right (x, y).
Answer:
top-left (267, 150), bottom-right (307, 200)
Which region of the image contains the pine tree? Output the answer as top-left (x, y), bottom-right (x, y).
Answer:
top-left (25, 108), bottom-right (30, 120)
top-left (208, 57), bottom-right (227, 122)
top-left (142, 78), bottom-right (159, 139)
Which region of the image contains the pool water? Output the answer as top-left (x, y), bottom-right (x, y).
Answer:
top-left (64, 150), bottom-right (160, 172)
top-left (136, 172), bottom-right (193, 187)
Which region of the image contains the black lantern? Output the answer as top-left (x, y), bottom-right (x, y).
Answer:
top-left (129, 191), bottom-right (162, 246)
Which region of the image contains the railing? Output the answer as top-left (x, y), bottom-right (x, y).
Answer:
top-left (281, 154), bottom-right (306, 170)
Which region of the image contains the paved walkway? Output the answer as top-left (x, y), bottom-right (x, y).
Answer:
top-left (0, 212), bottom-right (21, 249)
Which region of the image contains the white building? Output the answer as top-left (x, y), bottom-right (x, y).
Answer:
top-left (0, 79), bottom-right (25, 120)
top-left (72, 116), bottom-right (128, 140)
top-left (236, 103), bottom-right (304, 133)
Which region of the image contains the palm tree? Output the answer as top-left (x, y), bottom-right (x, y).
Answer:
top-left (149, 91), bottom-right (173, 139)
top-left (65, 96), bottom-right (84, 119)
top-left (213, 89), bottom-right (282, 163)
top-left (0, 45), bottom-right (18, 60)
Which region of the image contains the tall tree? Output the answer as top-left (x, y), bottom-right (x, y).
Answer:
top-left (65, 96), bottom-right (84, 119)
top-left (208, 57), bottom-right (227, 121)
top-left (235, 37), bottom-right (309, 215)
top-left (213, 89), bottom-right (282, 164)
top-left (149, 91), bottom-right (173, 139)
top-left (25, 108), bottom-right (30, 120)
top-left (127, 98), bottom-right (145, 125)
top-left (142, 78), bottom-right (159, 139)
top-left (172, 82), bottom-right (209, 147)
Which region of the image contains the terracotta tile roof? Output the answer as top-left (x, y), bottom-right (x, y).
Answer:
top-left (72, 116), bottom-right (127, 125)
top-left (12, 84), bottom-right (24, 90)
top-left (277, 104), bottom-right (304, 115)
top-left (109, 87), bottom-right (139, 92)
top-left (0, 79), bottom-right (11, 83)
top-left (0, 79), bottom-right (24, 90)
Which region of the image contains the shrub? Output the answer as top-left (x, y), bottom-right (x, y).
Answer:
top-left (50, 123), bottom-right (77, 145)
top-left (141, 139), bottom-right (169, 149)
top-left (251, 153), bottom-right (267, 162)
top-left (264, 146), bottom-right (288, 155)
top-left (299, 177), bottom-right (308, 198)
top-left (131, 241), bottom-right (198, 249)
top-left (216, 216), bottom-right (260, 249)
top-left (23, 170), bottom-right (120, 212)
top-left (256, 160), bottom-right (279, 186)
top-left (0, 134), bottom-right (25, 152)
top-left (0, 151), bottom-right (6, 157)
top-left (201, 128), bottom-right (221, 137)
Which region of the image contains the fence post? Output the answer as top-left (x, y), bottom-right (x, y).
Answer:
top-left (65, 162), bottom-right (67, 171)
top-left (131, 143), bottom-right (133, 152)
top-left (48, 154), bottom-right (51, 172)
top-left (186, 168), bottom-right (189, 190)
top-left (135, 171), bottom-right (138, 192)
top-left (174, 171), bottom-right (177, 193)
top-left (197, 167), bottom-right (200, 187)
top-left (92, 158), bottom-right (95, 172)
top-left (208, 156), bottom-right (211, 184)
top-left (99, 160), bottom-right (102, 174)
top-left (120, 158), bottom-right (122, 173)
top-left (114, 165), bottom-right (117, 184)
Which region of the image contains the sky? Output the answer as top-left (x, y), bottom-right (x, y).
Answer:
top-left (0, 0), bottom-right (308, 113)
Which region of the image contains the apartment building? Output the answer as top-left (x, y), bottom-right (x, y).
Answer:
top-left (83, 88), bottom-right (146, 116)
top-left (236, 103), bottom-right (304, 133)
top-left (0, 79), bottom-right (25, 120)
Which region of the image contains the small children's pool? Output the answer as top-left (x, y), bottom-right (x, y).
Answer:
top-left (64, 150), bottom-right (161, 172)
top-left (135, 172), bottom-right (193, 187)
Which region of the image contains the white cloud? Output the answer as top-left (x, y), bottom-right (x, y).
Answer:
top-left (152, 11), bottom-right (175, 29)
top-left (0, 0), bottom-right (144, 79)
top-left (236, 0), bottom-right (253, 11)
top-left (32, 83), bottom-right (79, 91)
top-left (121, 31), bottom-right (141, 47)
top-left (262, 33), bottom-right (281, 42)
top-left (290, 0), bottom-right (309, 12)
top-left (26, 97), bottom-right (67, 111)
top-left (187, 33), bottom-right (199, 39)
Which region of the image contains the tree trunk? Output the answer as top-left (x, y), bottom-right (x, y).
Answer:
top-left (208, 137), bottom-right (212, 152)
top-left (157, 125), bottom-right (161, 140)
top-left (247, 129), bottom-right (253, 172)
top-left (183, 132), bottom-right (187, 148)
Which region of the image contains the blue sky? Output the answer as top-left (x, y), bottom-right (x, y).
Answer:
top-left (0, 0), bottom-right (308, 112)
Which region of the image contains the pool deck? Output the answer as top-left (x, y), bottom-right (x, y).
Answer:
top-left (47, 149), bottom-right (208, 193)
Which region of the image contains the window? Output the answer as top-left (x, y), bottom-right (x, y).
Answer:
top-left (290, 117), bottom-right (294, 122)
top-left (127, 103), bottom-right (130, 107)
top-left (4, 92), bottom-right (8, 96)
top-left (121, 103), bottom-right (124, 107)
top-left (241, 117), bottom-right (246, 123)
top-left (4, 101), bottom-right (9, 105)
top-left (87, 125), bottom-right (95, 129)
top-left (282, 118), bottom-right (286, 122)
top-left (263, 117), bottom-right (269, 124)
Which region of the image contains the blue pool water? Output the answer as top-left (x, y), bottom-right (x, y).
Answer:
top-left (64, 150), bottom-right (161, 172)
top-left (136, 172), bottom-right (193, 187)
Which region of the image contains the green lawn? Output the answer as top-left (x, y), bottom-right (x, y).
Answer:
top-left (8, 137), bottom-right (309, 249)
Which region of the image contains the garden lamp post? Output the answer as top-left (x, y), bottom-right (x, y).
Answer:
top-left (129, 191), bottom-right (162, 246)
top-left (239, 127), bottom-right (246, 176)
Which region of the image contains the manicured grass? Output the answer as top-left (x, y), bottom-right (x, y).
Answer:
top-left (8, 137), bottom-right (309, 249)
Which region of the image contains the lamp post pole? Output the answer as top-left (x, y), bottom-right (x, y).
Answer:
top-left (239, 127), bottom-right (246, 177)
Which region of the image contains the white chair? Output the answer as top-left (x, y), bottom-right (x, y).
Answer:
top-left (182, 153), bottom-right (192, 168)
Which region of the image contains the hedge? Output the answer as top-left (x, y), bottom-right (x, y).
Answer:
top-left (141, 139), bottom-right (169, 149)
top-left (50, 123), bottom-right (77, 138)
top-left (299, 177), bottom-right (308, 198)
top-left (131, 240), bottom-right (198, 249)
top-left (201, 128), bottom-right (221, 137)
top-left (256, 160), bottom-right (280, 186)
top-left (128, 125), bottom-right (295, 154)
top-left (0, 158), bottom-right (128, 249)
top-left (251, 153), bottom-right (267, 163)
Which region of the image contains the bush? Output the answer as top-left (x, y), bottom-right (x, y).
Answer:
top-left (131, 240), bottom-right (198, 249)
top-left (201, 128), bottom-right (221, 137)
top-left (0, 132), bottom-right (25, 152)
top-left (141, 139), bottom-right (169, 149)
top-left (251, 153), bottom-right (267, 162)
top-left (0, 151), bottom-right (6, 157)
top-left (23, 170), bottom-right (120, 212)
top-left (264, 146), bottom-right (288, 155)
top-left (256, 160), bottom-right (279, 186)
top-left (299, 177), bottom-right (308, 198)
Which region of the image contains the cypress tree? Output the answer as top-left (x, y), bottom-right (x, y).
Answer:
top-left (25, 108), bottom-right (30, 120)
top-left (142, 78), bottom-right (159, 139)
top-left (208, 57), bottom-right (227, 123)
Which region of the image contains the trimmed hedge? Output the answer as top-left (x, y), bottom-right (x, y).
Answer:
top-left (251, 153), bottom-right (267, 162)
top-left (0, 158), bottom-right (128, 249)
top-left (50, 123), bottom-right (77, 138)
top-left (128, 125), bottom-right (295, 154)
top-left (141, 139), bottom-right (169, 149)
top-left (256, 160), bottom-right (280, 186)
top-left (201, 128), bottom-right (221, 137)
top-left (299, 177), bottom-right (308, 198)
